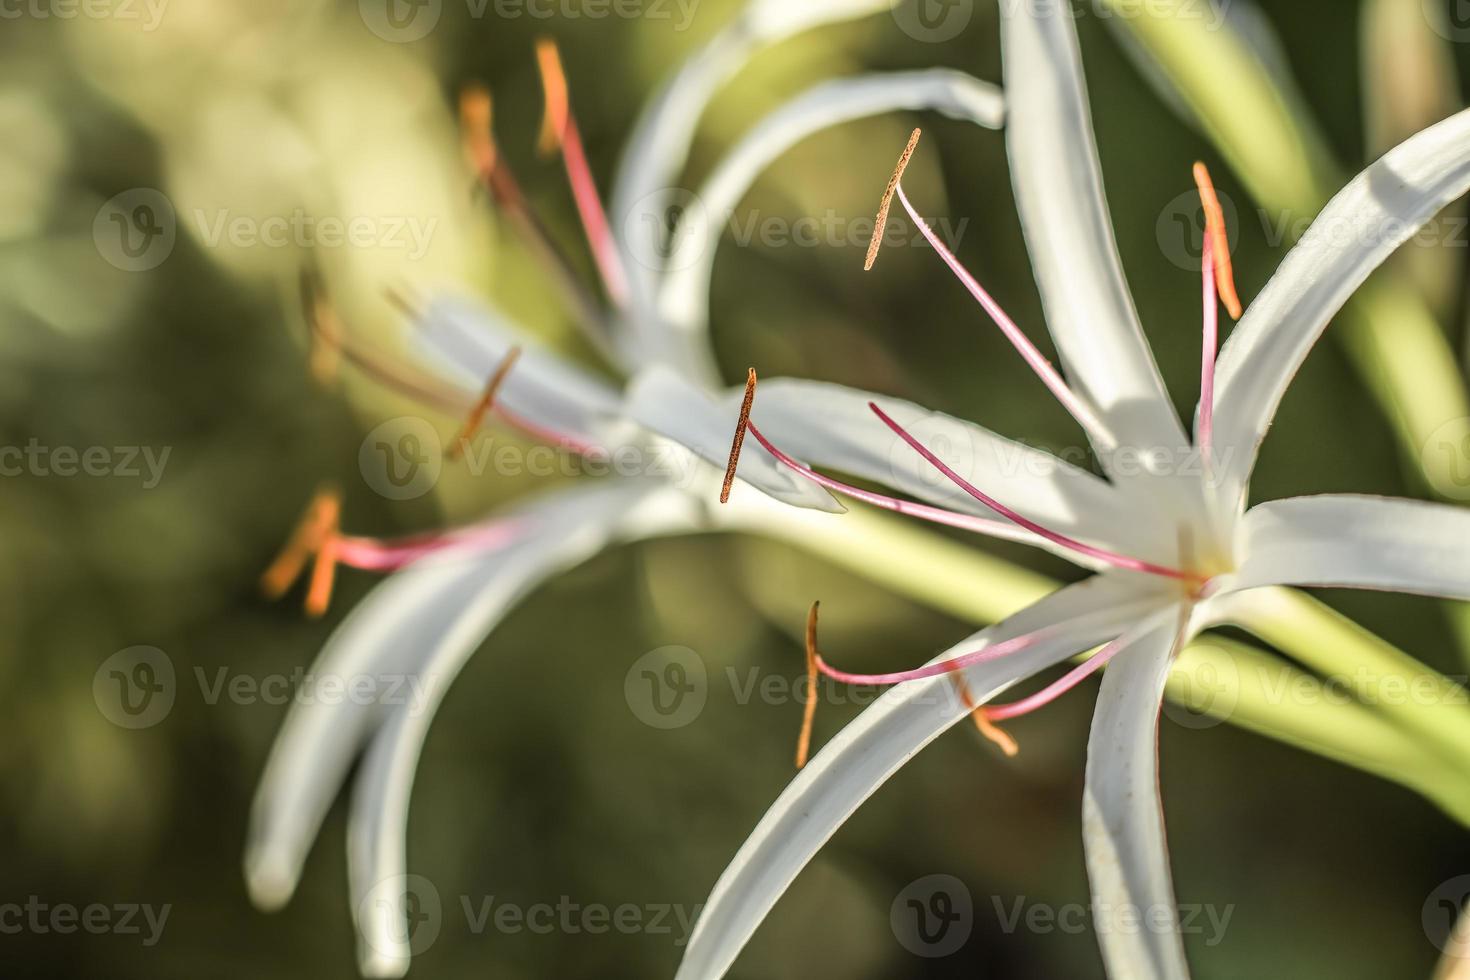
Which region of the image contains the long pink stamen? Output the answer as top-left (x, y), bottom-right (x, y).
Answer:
top-left (871, 402), bottom-right (1202, 583)
top-left (537, 39), bottom-right (630, 308)
top-left (892, 183), bottom-right (1115, 451)
top-left (813, 626), bottom-right (1053, 686)
top-left (983, 634), bottom-right (1129, 722)
top-left (336, 520), bottom-right (524, 572)
top-left (745, 420), bottom-right (1036, 544)
top-left (1198, 230), bottom-right (1218, 466)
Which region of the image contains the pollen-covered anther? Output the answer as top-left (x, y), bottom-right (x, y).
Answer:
top-left (459, 83), bottom-right (497, 180)
top-left (1192, 161), bottom-right (1243, 320)
top-left (260, 486), bottom-right (343, 615)
top-left (795, 601), bottom-right (822, 770)
top-left (719, 368), bottom-right (757, 504)
top-left (447, 346), bottom-right (523, 461)
top-left (865, 127), bottom-right (921, 271)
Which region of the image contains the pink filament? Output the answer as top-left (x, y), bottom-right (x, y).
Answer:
top-left (336, 520), bottom-right (524, 572)
top-left (744, 420), bottom-right (1035, 543)
top-left (894, 184), bottom-right (1114, 450)
top-left (1198, 231), bottom-right (1219, 466)
top-left (812, 626), bottom-right (1054, 686)
top-left (869, 401), bottom-right (1200, 583)
top-left (558, 117), bottom-right (631, 308)
top-left (983, 634), bottom-right (1129, 721)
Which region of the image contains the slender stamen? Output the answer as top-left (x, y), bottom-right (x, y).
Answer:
top-left (447, 346), bottom-right (522, 461)
top-left (335, 519), bottom-right (524, 572)
top-left (1192, 162), bottom-right (1242, 320)
top-left (744, 420), bottom-right (1036, 543)
top-left (865, 127), bottom-right (921, 271)
top-left (720, 368), bottom-right (757, 504)
top-left (536, 38), bottom-right (631, 308)
top-left (795, 601), bottom-right (821, 769)
top-left (1197, 230), bottom-right (1219, 468)
top-left (891, 183), bottom-right (1116, 451)
top-left (981, 635), bottom-right (1129, 722)
top-left (813, 628), bottom-right (1051, 687)
top-left (871, 402), bottom-right (1202, 582)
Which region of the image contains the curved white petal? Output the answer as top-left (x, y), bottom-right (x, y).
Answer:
top-left (1001, 0), bottom-right (1187, 459)
top-left (656, 70), bottom-right (1005, 346)
top-left (243, 518), bottom-right (529, 910)
top-left (411, 294), bottom-right (630, 448)
top-left (1211, 108), bottom-right (1470, 505)
top-left (1233, 494), bottom-right (1470, 599)
top-left (1082, 610), bottom-right (1191, 980)
top-left (624, 365), bottom-right (843, 513)
top-left (675, 574), bottom-right (1175, 980)
top-left (610, 0), bottom-right (889, 372)
top-left (345, 483), bottom-right (706, 976)
top-left (743, 378), bottom-right (1186, 566)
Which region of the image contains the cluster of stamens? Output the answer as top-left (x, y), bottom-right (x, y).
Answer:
top-left (722, 131), bottom-right (1245, 762)
top-left (269, 39), bottom-right (629, 616)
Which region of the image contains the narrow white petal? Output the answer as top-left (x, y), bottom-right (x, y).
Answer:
top-left (610, 0), bottom-right (889, 372)
top-left (675, 575), bottom-right (1174, 980)
top-left (412, 294), bottom-right (629, 448)
top-left (744, 378), bottom-right (1185, 565)
top-left (1233, 494), bottom-right (1470, 599)
top-left (1001, 0), bottom-right (1187, 458)
top-left (1082, 610), bottom-right (1191, 980)
top-left (1212, 108), bottom-right (1470, 505)
top-left (656, 70), bottom-right (1005, 345)
top-left (345, 483), bottom-right (705, 975)
top-left (624, 365), bottom-right (844, 512)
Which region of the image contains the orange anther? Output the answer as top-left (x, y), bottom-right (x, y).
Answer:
top-left (795, 601), bottom-right (822, 770)
top-left (460, 84), bottom-right (497, 179)
top-left (447, 346), bottom-right (522, 460)
top-left (1192, 161), bottom-right (1243, 320)
top-left (535, 38), bottom-right (569, 157)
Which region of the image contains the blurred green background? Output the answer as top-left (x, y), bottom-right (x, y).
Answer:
top-left (6, 0), bottom-right (1470, 977)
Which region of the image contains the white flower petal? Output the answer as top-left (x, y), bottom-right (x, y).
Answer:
top-left (744, 378), bottom-right (1185, 565)
top-left (1001, 0), bottom-right (1187, 458)
top-left (1233, 494), bottom-right (1470, 599)
top-left (675, 574), bottom-right (1174, 980)
top-left (412, 293), bottom-right (629, 448)
top-left (1082, 610), bottom-right (1191, 980)
top-left (345, 483), bottom-right (705, 976)
top-left (1211, 108), bottom-right (1470, 505)
top-left (244, 523), bottom-right (523, 910)
top-left (656, 70), bottom-right (1005, 346)
top-left (624, 365), bottom-right (844, 512)
top-left (610, 0), bottom-right (889, 371)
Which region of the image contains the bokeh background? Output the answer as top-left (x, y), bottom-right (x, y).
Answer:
top-left (6, 0), bottom-right (1470, 976)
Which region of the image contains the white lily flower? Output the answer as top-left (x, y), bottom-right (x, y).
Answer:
top-left (243, 2), bottom-right (1007, 975)
top-left (669, 3), bottom-right (1470, 978)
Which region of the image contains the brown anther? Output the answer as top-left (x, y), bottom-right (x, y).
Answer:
top-left (1192, 161), bottom-right (1243, 320)
top-left (447, 346), bottom-right (522, 460)
top-left (720, 368), bottom-right (757, 504)
top-left (535, 37), bottom-right (569, 157)
top-left (261, 485), bottom-right (342, 603)
top-left (795, 601), bottom-right (821, 770)
top-left (865, 128), bottom-right (922, 272)
top-left (460, 83), bottom-right (497, 180)
top-left (952, 675), bottom-right (1019, 757)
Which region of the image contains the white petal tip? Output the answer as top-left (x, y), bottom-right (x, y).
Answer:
top-left (243, 849), bottom-right (300, 911)
top-left (356, 948), bottom-right (411, 979)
